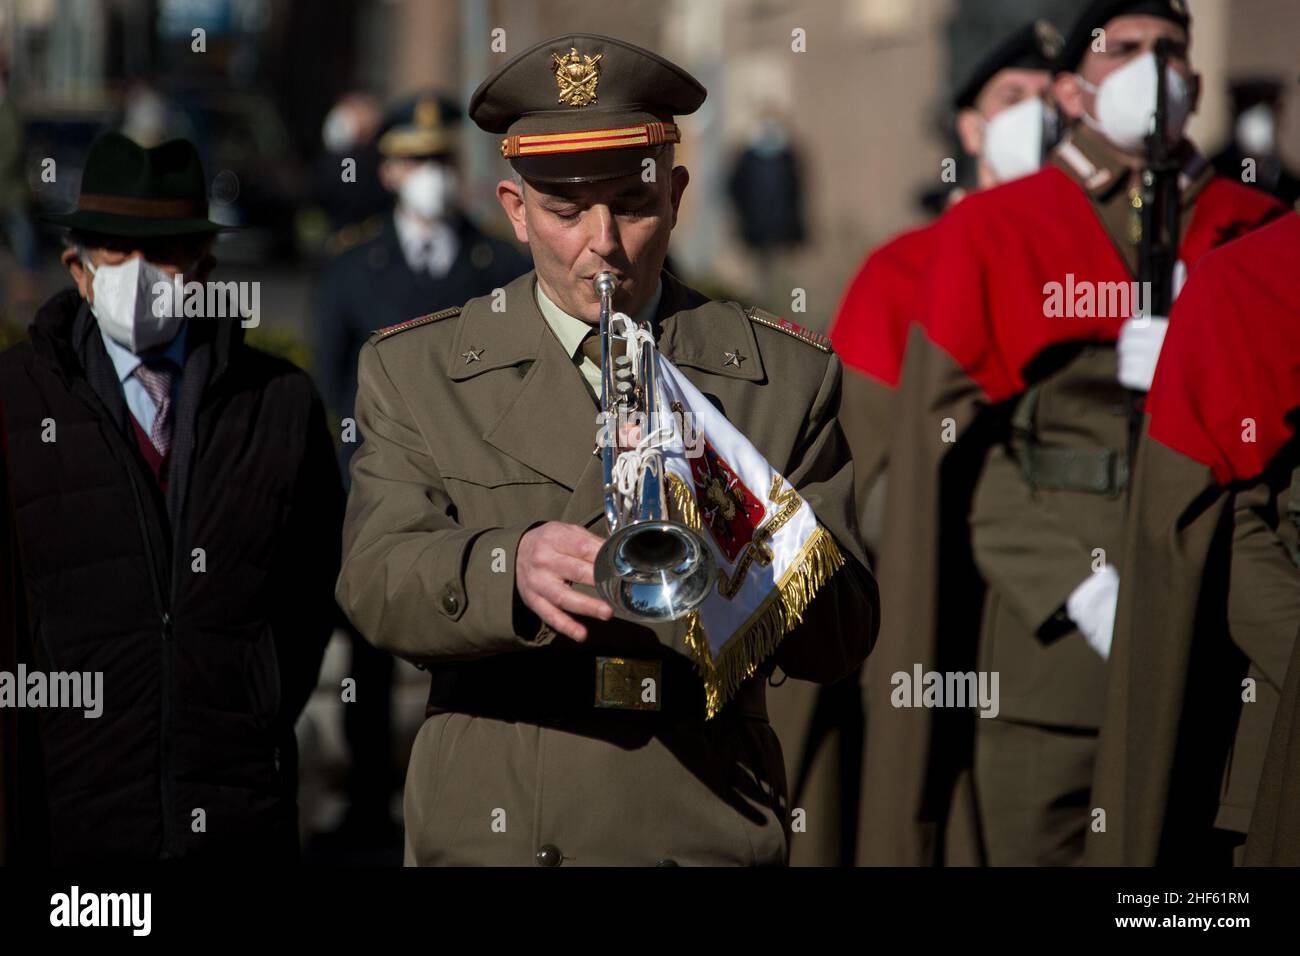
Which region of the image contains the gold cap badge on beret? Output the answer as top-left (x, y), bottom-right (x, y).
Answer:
top-left (470, 33), bottom-right (707, 184)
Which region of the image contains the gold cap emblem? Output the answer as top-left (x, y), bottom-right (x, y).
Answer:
top-left (1034, 19), bottom-right (1062, 59)
top-left (414, 99), bottom-right (441, 130)
top-left (1169, 0), bottom-right (1186, 16)
top-left (552, 47), bottom-right (603, 107)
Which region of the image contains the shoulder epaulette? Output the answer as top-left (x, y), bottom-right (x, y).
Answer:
top-left (744, 307), bottom-right (832, 353)
top-left (372, 307), bottom-right (461, 341)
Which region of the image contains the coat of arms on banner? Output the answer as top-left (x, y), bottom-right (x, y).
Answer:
top-left (688, 438), bottom-right (765, 562)
top-left (653, 352), bottom-right (847, 717)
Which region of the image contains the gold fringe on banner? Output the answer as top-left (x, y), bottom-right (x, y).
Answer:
top-left (665, 473), bottom-right (846, 718)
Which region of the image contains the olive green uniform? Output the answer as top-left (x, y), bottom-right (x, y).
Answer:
top-left (337, 271), bottom-right (877, 865)
top-left (1089, 211), bottom-right (1300, 866)
top-left (969, 126), bottom-right (1213, 865)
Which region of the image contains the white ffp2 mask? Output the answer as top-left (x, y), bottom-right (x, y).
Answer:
top-left (1236, 103), bottom-right (1277, 156)
top-left (1077, 51), bottom-right (1192, 152)
top-left (85, 257), bottom-right (185, 354)
top-left (983, 97), bottom-right (1050, 183)
top-left (398, 163), bottom-right (457, 220)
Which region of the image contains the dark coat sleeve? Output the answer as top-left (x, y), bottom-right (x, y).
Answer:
top-left (0, 415), bottom-right (50, 865)
top-left (0, 426), bottom-right (16, 864)
top-left (311, 256), bottom-right (359, 426)
top-left (1228, 474), bottom-right (1300, 688)
top-left (772, 351), bottom-right (880, 684)
top-left (270, 380), bottom-right (346, 728)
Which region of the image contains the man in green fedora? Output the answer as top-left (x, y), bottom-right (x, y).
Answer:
top-left (0, 132), bottom-right (344, 863)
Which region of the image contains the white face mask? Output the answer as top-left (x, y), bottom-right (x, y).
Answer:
top-left (1236, 103), bottom-right (1277, 156)
top-left (84, 256), bottom-right (185, 354)
top-left (982, 97), bottom-right (1050, 183)
top-left (321, 107), bottom-right (359, 154)
top-left (1077, 50), bottom-right (1192, 152)
top-left (398, 162), bottom-right (457, 220)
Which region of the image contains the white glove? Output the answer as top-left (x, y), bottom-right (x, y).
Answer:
top-left (1066, 565), bottom-right (1120, 660)
top-left (1116, 314), bottom-right (1169, 391)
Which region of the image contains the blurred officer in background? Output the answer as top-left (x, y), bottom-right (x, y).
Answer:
top-left (314, 92), bottom-right (530, 472)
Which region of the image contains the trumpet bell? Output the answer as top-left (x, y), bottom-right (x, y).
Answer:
top-left (594, 521), bottom-right (716, 621)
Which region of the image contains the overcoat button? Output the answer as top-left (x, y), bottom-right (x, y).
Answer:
top-left (536, 844), bottom-right (563, 867)
top-left (656, 859), bottom-right (679, 867)
top-left (442, 591), bottom-right (460, 614)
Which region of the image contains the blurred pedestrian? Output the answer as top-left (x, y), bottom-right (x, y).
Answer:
top-left (726, 109), bottom-right (806, 305)
top-left (1210, 78), bottom-right (1300, 206)
top-left (314, 92), bottom-right (389, 239)
top-left (0, 53), bottom-right (42, 311)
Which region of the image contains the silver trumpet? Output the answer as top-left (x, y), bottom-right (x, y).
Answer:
top-left (591, 271), bottom-right (715, 621)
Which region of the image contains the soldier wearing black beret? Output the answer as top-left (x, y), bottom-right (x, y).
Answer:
top-left (860, 0), bottom-right (1287, 868)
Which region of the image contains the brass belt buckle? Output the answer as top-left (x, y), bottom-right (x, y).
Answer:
top-left (594, 657), bottom-right (662, 711)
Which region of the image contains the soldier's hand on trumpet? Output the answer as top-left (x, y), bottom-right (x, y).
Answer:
top-left (517, 522), bottom-right (616, 641)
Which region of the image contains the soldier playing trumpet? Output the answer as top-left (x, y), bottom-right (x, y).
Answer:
top-left (336, 33), bottom-right (878, 866)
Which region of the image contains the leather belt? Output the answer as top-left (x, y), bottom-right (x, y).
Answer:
top-left (424, 651), bottom-right (768, 724)
top-left (1019, 443), bottom-right (1129, 496)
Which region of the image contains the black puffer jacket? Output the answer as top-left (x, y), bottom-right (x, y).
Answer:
top-left (0, 288), bottom-right (343, 863)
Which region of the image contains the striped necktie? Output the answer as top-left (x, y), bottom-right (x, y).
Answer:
top-left (133, 359), bottom-right (178, 457)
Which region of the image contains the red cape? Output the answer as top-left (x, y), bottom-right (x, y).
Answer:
top-left (1147, 211), bottom-right (1300, 486)
top-left (829, 221), bottom-right (940, 388)
top-left (922, 166), bottom-right (1285, 404)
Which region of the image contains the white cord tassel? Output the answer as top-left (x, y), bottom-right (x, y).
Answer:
top-left (608, 312), bottom-right (675, 510)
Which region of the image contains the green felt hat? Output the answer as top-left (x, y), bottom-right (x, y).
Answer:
top-left (44, 132), bottom-right (224, 238)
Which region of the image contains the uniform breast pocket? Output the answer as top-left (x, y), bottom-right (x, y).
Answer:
top-left (440, 459), bottom-right (566, 524)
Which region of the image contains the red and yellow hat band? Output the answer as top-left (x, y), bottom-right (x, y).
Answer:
top-left (501, 121), bottom-right (679, 158)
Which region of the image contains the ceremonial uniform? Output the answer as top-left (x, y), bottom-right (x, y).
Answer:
top-left (806, 20), bottom-right (1060, 874)
top-left (856, 0), bottom-right (1285, 862)
top-left (843, 19), bottom-right (1065, 867)
top-left (336, 34), bottom-right (877, 866)
top-left (834, 15), bottom-right (1063, 565)
top-left (1092, 211), bottom-right (1300, 865)
top-left (832, 222), bottom-right (940, 553)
